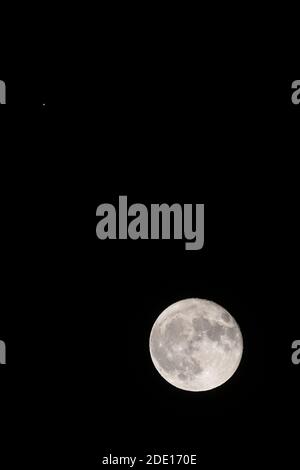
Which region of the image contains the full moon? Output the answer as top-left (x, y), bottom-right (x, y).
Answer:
top-left (149, 298), bottom-right (243, 391)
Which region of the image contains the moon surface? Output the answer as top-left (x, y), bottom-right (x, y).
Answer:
top-left (149, 298), bottom-right (243, 391)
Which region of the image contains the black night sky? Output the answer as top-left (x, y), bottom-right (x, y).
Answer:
top-left (0, 74), bottom-right (299, 468)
